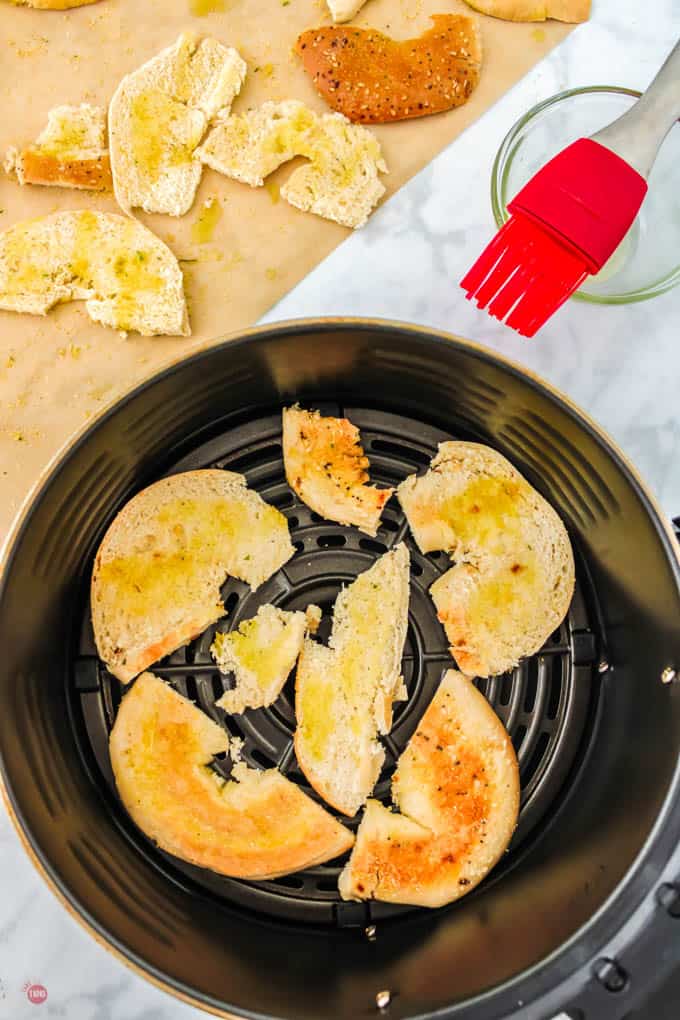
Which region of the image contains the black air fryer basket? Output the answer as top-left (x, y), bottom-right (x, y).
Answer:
top-left (1, 321), bottom-right (680, 1020)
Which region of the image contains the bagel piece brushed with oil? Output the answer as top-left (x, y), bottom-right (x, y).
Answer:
top-left (295, 543), bottom-right (410, 816)
top-left (92, 470), bottom-right (294, 684)
top-left (4, 104), bottom-right (111, 192)
top-left (0, 210), bottom-right (188, 336)
top-left (109, 32), bottom-right (246, 216)
top-left (339, 669), bottom-right (519, 907)
top-left (197, 103), bottom-right (387, 229)
top-left (110, 672), bottom-right (353, 879)
top-left (212, 604), bottom-right (321, 714)
top-left (398, 442), bottom-right (574, 677)
top-left (282, 405), bottom-right (393, 535)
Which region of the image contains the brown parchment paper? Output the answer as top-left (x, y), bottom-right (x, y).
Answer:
top-left (0, 0), bottom-right (572, 540)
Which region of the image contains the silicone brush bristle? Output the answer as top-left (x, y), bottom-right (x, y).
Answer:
top-left (460, 215), bottom-right (589, 338)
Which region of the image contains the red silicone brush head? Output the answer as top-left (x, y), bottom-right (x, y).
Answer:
top-left (508, 138), bottom-right (648, 272)
top-left (461, 214), bottom-right (589, 338)
top-left (461, 138), bottom-right (648, 337)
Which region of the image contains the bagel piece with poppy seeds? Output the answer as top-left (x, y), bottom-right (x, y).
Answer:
top-left (295, 15), bottom-right (482, 124)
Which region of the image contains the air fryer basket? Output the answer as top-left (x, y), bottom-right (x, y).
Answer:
top-left (1, 320), bottom-right (680, 1020)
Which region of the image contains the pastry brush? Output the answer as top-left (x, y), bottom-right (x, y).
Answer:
top-left (460, 38), bottom-right (680, 337)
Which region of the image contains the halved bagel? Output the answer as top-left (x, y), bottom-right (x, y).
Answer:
top-left (338, 669), bottom-right (519, 907)
top-left (91, 470), bottom-right (294, 684)
top-left (110, 673), bottom-right (353, 879)
top-left (282, 405), bottom-right (393, 536)
top-left (295, 544), bottom-right (410, 816)
top-left (397, 442), bottom-right (574, 677)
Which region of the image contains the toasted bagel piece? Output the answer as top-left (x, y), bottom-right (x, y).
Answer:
top-left (212, 604), bottom-right (321, 714)
top-left (110, 673), bottom-right (353, 879)
top-left (109, 32), bottom-right (246, 216)
top-left (462, 0), bottom-right (590, 21)
top-left (295, 544), bottom-right (409, 816)
top-left (92, 470), bottom-right (294, 684)
top-left (397, 442), bottom-right (574, 677)
top-left (295, 16), bottom-right (482, 124)
top-left (339, 669), bottom-right (519, 907)
top-left (0, 210), bottom-right (188, 336)
top-left (282, 406), bottom-right (393, 535)
top-left (5, 104), bottom-right (111, 191)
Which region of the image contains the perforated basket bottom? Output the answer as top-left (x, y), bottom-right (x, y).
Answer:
top-left (73, 407), bottom-right (598, 927)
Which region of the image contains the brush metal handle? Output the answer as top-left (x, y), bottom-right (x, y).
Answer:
top-left (591, 38), bottom-right (680, 179)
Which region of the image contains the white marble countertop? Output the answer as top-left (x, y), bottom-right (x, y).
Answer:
top-left (1, 1), bottom-right (679, 1017)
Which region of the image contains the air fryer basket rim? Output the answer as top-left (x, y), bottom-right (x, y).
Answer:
top-left (1, 316), bottom-right (680, 1020)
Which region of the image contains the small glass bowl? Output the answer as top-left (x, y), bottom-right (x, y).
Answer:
top-left (491, 86), bottom-right (680, 303)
